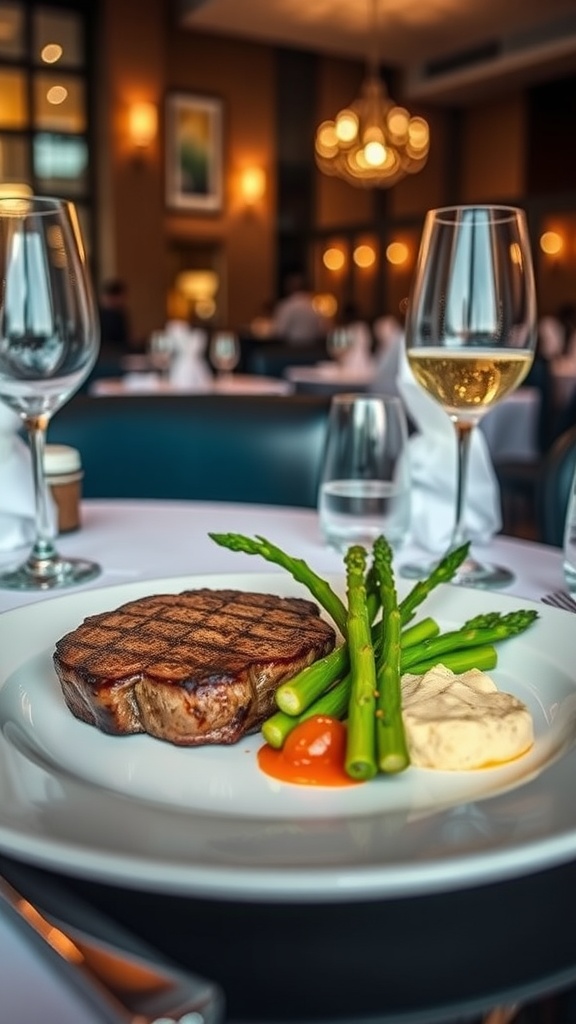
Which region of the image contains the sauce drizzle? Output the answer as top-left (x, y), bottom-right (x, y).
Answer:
top-left (257, 715), bottom-right (362, 787)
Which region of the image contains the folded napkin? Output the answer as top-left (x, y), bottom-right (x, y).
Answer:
top-left (396, 349), bottom-right (502, 554)
top-left (0, 405), bottom-right (38, 551)
top-left (166, 323), bottom-right (212, 390)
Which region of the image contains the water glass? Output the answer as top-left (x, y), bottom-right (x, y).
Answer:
top-left (318, 393), bottom-right (411, 552)
top-left (563, 462), bottom-right (576, 592)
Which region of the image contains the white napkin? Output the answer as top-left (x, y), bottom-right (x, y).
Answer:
top-left (340, 322), bottom-right (374, 374)
top-left (0, 405), bottom-right (37, 551)
top-left (122, 372), bottom-right (162, 391)
top-left (396, 349), bottom-right (502, 554)
top-left (166, 323), bottom-right (211, 390)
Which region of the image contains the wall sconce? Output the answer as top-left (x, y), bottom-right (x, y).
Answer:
top-left (386, 241), bottom-right (409, 266)
top-left (314, 292), bottom-right (338, 319)
top-left (175, 270), bottom-right (219, 321)
top-left (0, 182), bottom-right (32, 198)
top-left (322, 247), bottom-right (346, 271)
top-left (239, 167), bottom-right (266, 206)
top-left (0, 182), bottom-right (33, 211)
top-left (539, 231), bottom-right (564, 257)
top-left (353, 244), bottom-right (376, 268)
top-left (128, 101), bottom-right (158, 153)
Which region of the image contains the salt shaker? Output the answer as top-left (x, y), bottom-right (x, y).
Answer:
top-left (563, 461), bottom-right (576, 592)
top-left (44, 444), bottom-right (83, 533)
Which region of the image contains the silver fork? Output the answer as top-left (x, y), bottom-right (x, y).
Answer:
top-left (542, 590), bottom-right (576, 613)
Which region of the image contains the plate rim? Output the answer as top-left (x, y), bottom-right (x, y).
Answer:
top-left (0, 569), bottom-right (575, 902)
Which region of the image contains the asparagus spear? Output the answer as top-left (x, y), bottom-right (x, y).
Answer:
top-left (262, 675), bottom-right (351, 749)
top-left (262, 644), bottom-right (498, 748)
top-left (275, 644), bottom-right (349, 715)
top-left (400, 610), bottom-right (538, 673)
top-left (209, 532), bottom-right (348, 635)
top-left (399, 617), bottom-right (440, 649)
top-left (398, 542), bottom-right (471, 625)
top-left (373, 536), bottom-right (410, 774)
top-left (406, 645), bottom-right (497, 676)
top-left (275, 615), bottom-right (439, 717)
top-left (343, 546), bottom-right (378, 781)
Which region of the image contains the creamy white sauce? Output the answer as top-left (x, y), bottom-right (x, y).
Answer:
top-left (401, 664), bottom-right (534, 770)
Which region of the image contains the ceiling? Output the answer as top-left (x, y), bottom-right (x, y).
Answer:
top-left (178, 0), bottom-right (576, 104)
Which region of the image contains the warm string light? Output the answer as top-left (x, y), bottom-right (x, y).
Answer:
top-left (315, 0), bottom-right (429, 188)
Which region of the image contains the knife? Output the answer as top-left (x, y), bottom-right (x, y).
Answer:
top-left (0, 870), bottom-right (225, 1024)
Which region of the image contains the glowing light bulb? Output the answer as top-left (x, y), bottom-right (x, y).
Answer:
top-left (540, 231), bottom-right (563, 255)
top-left (364, 141), bottom-right (386, 167)
top-left (335, 109), bottom-right (358, 143)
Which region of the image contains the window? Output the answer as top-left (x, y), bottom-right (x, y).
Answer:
top-left (0, 2), bottom-right (93, 254)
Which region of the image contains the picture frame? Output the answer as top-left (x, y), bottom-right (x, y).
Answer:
top-left (165, 92), bottom-right (223, 212)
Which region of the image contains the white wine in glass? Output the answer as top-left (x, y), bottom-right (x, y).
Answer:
top-left (401, 205), bottom-right (537, 588)
top-left (0, 195), bottom-right (101, 590)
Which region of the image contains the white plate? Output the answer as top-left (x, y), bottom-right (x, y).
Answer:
top-left (0, 571), bottom-right (575, 902)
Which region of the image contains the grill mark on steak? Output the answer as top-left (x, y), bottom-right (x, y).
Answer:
top-left (53, 589), bottom-right (336, 746)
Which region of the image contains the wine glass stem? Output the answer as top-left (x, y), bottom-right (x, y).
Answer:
top-left (450, 419), bottom-right (474, 551)
top-left (26, 414), bottom-right (59, 569)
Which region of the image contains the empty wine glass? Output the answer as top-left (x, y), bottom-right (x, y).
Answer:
top-left (401, 204), bottom-right (537, 588)
top-left (0, 195), bottom-right (101, 590)
top-left (327, 326), bottom-right (354, 362)
top-left (148, 328), bottom-right (172, 377)
top-left (209, 330), bottom-right (240, 378)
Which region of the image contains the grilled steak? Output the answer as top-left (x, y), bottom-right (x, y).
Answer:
top-left (53, 589), bottom-right (336, 746)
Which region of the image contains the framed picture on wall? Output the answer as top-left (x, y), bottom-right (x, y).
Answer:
top-left (165, 92), bottom-right (223, 212)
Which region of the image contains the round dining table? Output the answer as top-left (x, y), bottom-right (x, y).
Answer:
top-left (0, 500), bottom-right (575, 1024)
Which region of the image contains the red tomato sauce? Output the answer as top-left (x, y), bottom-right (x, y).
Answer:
top-left (257, 715), bottom-right (362, 787)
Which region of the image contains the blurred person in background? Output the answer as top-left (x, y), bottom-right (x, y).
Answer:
top-left (369, 315), bottom-right (405, 397)
top-left (272, 269), bottom-right (328, 346)
top-left (98, 278), bottom-right (134, 352)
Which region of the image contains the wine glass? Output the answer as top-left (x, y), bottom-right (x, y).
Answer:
top-left (401, 205), bottom-right (537, 588)
top-left (148, 328), bottom-right (172, 377)
top-left (327, 326), bottom-right (354, 363)
top-left (209, 330), bottom-right (240, 378)
top-left (0, 195), bottom-right (101, 590)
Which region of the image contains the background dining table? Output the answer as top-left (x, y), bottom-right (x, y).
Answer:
top-left (284, 360), bottom-right (374, 394)
top-left (89, 371), bottom-right (293, 397)
top-left (0, 499), bottom-right (574, 1024)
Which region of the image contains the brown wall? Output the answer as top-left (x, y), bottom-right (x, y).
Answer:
top-left (99, 0), bottom-right (167, 342)
top-left (460, 94), bottom-right (527, 202)
top-left (99, 0), bottom-right (276, 339)
top-left (97, 4), bottom-right (576, 335)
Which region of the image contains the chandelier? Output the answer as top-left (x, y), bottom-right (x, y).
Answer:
top-left (314, 0), bottom-right (429, 188)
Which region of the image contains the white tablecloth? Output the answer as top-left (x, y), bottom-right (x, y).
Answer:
top-left (0, 498), bottom-right (564, 612)
top-left (0, 499), bottom-right (566, 1020)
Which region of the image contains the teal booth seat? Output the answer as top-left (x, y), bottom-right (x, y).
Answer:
top-left (538, 424), bottom-right (576, 546)
top-left (46, 393), bottom-right (332, 507)
top-left (246, 342), bottom-right (328, 379)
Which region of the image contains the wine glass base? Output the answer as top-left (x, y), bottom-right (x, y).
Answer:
top-left (0, 556), bottom-right (101, 591)
top-left (399, 557), bottom-right (514, 590)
